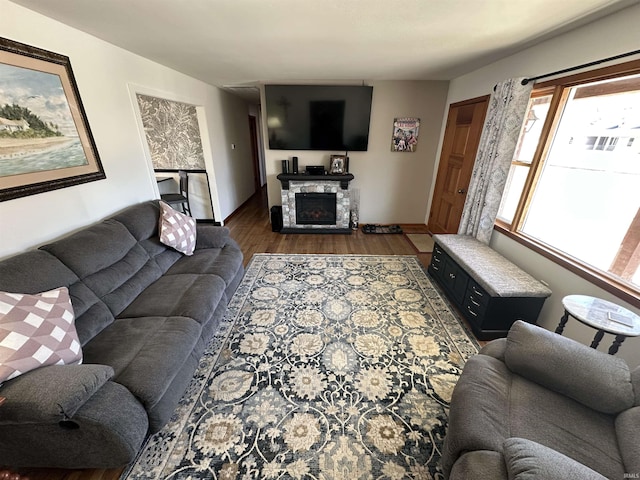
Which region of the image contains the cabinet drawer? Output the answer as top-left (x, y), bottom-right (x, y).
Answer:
top-left (463, 293), bottom-right (488, 321)
top-left (431, 246), bottom-right (445, 267)
top-left (467, 279), bottom-right (489, 308)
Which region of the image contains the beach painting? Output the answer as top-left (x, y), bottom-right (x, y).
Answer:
top-left (0, 37), bottom-right (104, 202)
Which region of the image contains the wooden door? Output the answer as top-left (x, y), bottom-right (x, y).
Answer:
top-left (428, 96), bottom-right (489, 234)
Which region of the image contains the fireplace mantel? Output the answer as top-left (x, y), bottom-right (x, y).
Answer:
top-left (277, 173), bottom-right (354, 190)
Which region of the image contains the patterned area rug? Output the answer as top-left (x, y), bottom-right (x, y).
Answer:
top-left (122, 254), bottom-right (478, 480)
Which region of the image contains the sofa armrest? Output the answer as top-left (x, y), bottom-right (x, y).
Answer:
top-left (0, 364), bottom-right (114, 423)
top-left (504, 320), bottom-right (635, 414)
top-left (479, 338), bottom-right (506, 361)
top-left (195, 225), bottom-right (230, 249)
top-left (503, 438), bottom-right (608, 480)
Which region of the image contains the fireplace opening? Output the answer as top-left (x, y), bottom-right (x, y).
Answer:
top-left (295, 193), bottom-right (337, 225)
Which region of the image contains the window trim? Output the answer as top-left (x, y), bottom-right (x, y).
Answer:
top-left (497, 59), bottom-right (640, 309)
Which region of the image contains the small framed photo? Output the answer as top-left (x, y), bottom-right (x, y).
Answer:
top-left (330, 154), bottom-right (347, 174)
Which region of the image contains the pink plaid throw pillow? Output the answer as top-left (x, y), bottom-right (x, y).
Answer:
top-left (0, 287), bottom-right (82, 384)
top-left (159, 201), bottom-right (197, 255)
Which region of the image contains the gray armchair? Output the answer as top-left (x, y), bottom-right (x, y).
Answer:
top-left (441, 320), bottom-right (640, 479)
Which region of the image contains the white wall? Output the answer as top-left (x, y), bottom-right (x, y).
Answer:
top-left (0, 1), bottom-right (255, 258)
top-left (262, 80), bottom-right (449, 224)
top-left (433, 3), bottom-right (640, 367)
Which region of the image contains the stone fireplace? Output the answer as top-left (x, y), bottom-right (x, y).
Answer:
top-left (277, 173), bottom-right (354, 233)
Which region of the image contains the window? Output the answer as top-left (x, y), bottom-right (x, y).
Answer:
top-left (497, 60), bottom-right (640, 306)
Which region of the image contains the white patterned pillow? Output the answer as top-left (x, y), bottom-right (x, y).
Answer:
top-left (0, 287), bottom-right (82, 384)
top-left (158, 201), bottom-right (197, 255)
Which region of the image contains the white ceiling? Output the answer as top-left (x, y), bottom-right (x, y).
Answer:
top-left (9, 0), bottom-right (638, 102)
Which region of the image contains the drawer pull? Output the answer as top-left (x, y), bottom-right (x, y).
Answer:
top-left (466, 306), bottom-right (478, 317)
top-left (431, 264), bottom-right (440, 271)
top-left (433, 256), bottom-right (441, 263)
top-left (469, 297), bottom-right (480, 307)
top-left (449, 273), bottom-right (456, 280)
top-left (471, 286), bottom-right (483, 297)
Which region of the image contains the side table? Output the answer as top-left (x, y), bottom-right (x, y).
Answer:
top-left (556, 295), bottom-right (640, 354)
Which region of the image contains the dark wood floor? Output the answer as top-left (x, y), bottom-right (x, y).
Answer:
top-left (7, 188), bottom-right (433, 480)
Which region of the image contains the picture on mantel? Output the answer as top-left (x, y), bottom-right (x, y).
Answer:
top-left (391, 117), bottom-right (420, 152)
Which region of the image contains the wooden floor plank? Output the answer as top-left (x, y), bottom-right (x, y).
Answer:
top-left (5, 188), bottom-right (433, 479)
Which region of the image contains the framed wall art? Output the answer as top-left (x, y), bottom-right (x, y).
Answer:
top-left (0, 37), bottom-right (105, 202)
top-left (391, 117), bottom-right (420, 152)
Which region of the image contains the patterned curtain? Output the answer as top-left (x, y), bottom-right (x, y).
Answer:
top-left (458, 78), bottom-right (533, 243)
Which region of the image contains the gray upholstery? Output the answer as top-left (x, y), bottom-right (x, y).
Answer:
top-left (505, 321), bottom-right (635, 414)
top-left (502, 438), bottom-right (608, 480)
top-left (441, 320), bottom-right (639, 479)
top-left (0, 365), bottom-right (114, 421)
top-left (0, 200), bottom-right (244, 468)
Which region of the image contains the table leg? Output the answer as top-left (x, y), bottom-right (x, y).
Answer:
top-left (590, 330), bottom-right (605, 349)
top-left (555, 310), bottom-right (569, 335)
top-left (608, 335), bottom-right (626, 355)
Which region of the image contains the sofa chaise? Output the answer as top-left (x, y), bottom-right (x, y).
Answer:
top-left (0, 200), bottom-right (244, 468)
top-left (441, 320), bottom-right (640, 479)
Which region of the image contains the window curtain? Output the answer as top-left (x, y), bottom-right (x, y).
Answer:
top-left (458, 77), bottom-right (533, 244)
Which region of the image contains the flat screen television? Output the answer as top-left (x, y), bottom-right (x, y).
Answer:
top-left (265, 84), bottom-right (373, 151)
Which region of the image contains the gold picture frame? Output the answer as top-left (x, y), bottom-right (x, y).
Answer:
top-left (0, 37), bottom-right (105, 202)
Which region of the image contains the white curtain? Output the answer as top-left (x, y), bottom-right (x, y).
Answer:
top-left (458, 78), bottom-right (533, 244)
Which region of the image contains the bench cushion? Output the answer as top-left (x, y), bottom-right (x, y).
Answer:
top-left (432, 234), bottom-right (551, 297)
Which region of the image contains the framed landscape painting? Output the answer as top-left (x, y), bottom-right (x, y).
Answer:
top-left (0, 37), bottom-right (104, 202)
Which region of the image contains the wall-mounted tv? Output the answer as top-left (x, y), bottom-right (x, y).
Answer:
top-left (265, 84), bottom-right (373, 151)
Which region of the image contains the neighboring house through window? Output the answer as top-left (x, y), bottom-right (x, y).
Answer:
top-left (496, 60), bottom-right (640, 306)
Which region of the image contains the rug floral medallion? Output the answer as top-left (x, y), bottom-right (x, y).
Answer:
top-left (123, 254), bottom-right (478, 480)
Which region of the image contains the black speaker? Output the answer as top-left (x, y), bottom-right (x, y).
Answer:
top-left (270, 206), bottom-right (283, 232)
top-left (292, 156), bottom-right (299, 174)
top-left (281, 160), bottom-right (289, 174)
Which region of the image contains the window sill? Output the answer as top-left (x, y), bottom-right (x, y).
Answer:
top-left (494, 224), bottom-right (640, 309)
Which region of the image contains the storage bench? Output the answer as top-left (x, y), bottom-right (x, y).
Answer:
top-left (428, 234), bottom-right (552, 340)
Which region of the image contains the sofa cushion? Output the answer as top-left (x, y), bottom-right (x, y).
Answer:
top-left (119, 274), bottom-right (227, 326)
top-left (503, 438), bottom-right (608, 480)
top-left (0, 287), bottom-right (82, 383)
top-left (448, 450), bottom-right (507, 480)
top-left (82, 315), bottom-right (202, 412)
top-left (505, 320), bottom-right (634, 414)
top-left (109, 200), bottom-right (160, 241)
top-left (41, 220), bottom-right (166, 317)
top-left (615, 407), bottom-right (640, 474)
top-left (0, 250), bottom-right (114, 346)
top-left (158, 201), bottom-right (196, 256)
top-left (165, 241), bottom-right (243, 287)
top-left (195, 224), bottom-right (231, 249)
top-left (0, 364), bottom-right (114, 422)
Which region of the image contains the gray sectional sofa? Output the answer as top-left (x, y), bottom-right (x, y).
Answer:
top-left (441, 320), bottom-right (640, 479)
top-left (0, 200), bottom-right (244, 468)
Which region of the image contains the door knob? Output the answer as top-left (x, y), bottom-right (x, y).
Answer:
top-left (457, 189), bottom-right (467, 194)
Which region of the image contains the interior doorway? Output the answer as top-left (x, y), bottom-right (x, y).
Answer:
top-left (428, 95), bottom-right (489, 234)
top-left (248, 115), bottom-right (262, 193)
